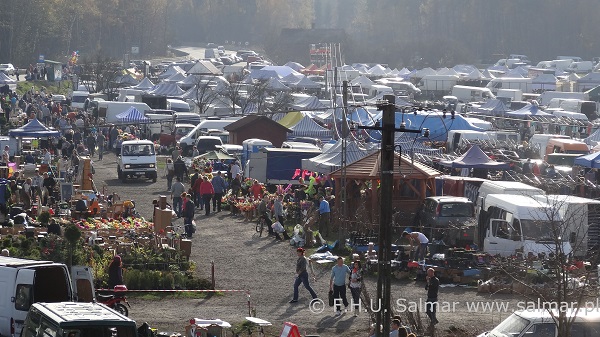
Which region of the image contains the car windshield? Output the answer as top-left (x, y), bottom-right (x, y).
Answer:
top-left (520, 220), bottom-right (565, 242)
top-left (489, 314), bottom-right (530, 336)
top-left (439, 203), bottom-right (473, 217)
top-left (122, 144), bottom-right (155, 156)
top-left (72, 96), bottom-right (87, 103)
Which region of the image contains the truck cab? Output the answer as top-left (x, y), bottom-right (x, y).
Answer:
top-left (478, 194), bottom-right (572, 256)
top-left (116, 140), bottom-right (158, 183)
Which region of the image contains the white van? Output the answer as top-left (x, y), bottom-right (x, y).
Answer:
top-left (451, 85), bottom-right (495, 102)
top-left (534, 194), bottom-right (600, 257)
top-left (497, 88), bottom-right (523, 102)
top-left (167, 98), bottom-right (191, 112)
top-left (116, 140), bottom-right (158, 183)
top-left (486, 78), bottom-right (532, 94)
top-left (475, 180), bottom-right (544, 215)
top-left (0, 257), bottom-right (94, 337)
top-left (478, 194), bottom-right (572, 256)
top-left (368, 84), bottom-right (393, 98)
top-left (70, 91), bottom-right (89, 110)
top-left (566, 61), bottom-right (593, 73)
top-left (478, 309), bottom-right (600, 337)
top-left (22, 302), bottom-right (136, 337)
top-left (178, 119), bottom-right (239, 154)
top-left (529, 134), bottom-right (571, 159)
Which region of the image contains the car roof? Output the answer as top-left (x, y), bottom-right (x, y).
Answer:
top-left (426, 196), bottom-right (472, 203)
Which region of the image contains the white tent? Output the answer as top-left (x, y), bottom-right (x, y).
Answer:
top-left (466, 69), bottom-right (488, 80)
top-left (158, 65), bottom-right (185, 79)
top-left (131, 77), bottom-right (154, 90)
top-left (532, 74), bottom-right (557, 91)
top-left (350, 75), bottom-right (374, 88)
top-left (290, 76), bottom-right (321, 89)
top-left (412, 67), bottom-right (436, 78)
top-left (164, 72), bottom-right (187, 83)
top-left (301, 139), bottom-right (372, 173)
top-left (187, 60), bottom-right (222, 75)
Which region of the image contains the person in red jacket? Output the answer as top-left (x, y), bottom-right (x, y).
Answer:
top-left (199, 176), bottom-right (215, 215)
top-left (192, 175), bottom-right (204, 211)
top-left (249, 179), bottom-right (263, 199)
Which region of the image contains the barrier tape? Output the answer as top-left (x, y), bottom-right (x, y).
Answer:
top-left (97, 289), bottom-right (248, 293)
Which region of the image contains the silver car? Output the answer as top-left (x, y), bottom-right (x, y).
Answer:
top-left (418, 196), bottom-right (475, 246)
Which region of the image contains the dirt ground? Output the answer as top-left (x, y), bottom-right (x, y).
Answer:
top-left (94, 152), bottom-right (518, 337)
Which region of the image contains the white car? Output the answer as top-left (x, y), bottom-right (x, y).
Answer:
top-left (0, 63), bottom-right (15, 76)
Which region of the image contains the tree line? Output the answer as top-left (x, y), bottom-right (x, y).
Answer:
top-left (1, 0), bottom-right (599, 68)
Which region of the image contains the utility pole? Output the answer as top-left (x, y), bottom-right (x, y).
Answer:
top-left (340, 80), bottom-right (349, 242)
top-left (357, 95), bottom-right (423, 337)
top-left (376, 95), bottom-right (395, 337)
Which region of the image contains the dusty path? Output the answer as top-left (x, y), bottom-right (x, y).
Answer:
top-left (94, 151), bottom-right (514, 336)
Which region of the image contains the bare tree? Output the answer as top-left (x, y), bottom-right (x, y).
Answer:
top-left (222, 79), bottom-right (246, 115)
top-left (78, 54), bottom-right (122, 98)
top-left (269, 91), bottom-right (295, 118)
top-left (192, 75), bottom-right (222, 115)
top-left (482, 194), bottom-right (600, 337)
top-left (245, 79), bottom-right (270, 115)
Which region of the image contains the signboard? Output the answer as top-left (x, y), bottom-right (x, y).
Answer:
top-left (60, 183), bottom-right (74, 202)
top-left (38, 54), bottom-right (45, 63)
top-left (131, 46), bottom-right (139, 54)
top-left (279, 322), bottom-right (300, 337)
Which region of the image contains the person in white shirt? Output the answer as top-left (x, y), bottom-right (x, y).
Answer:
top-left (1, 145), bottom-right (10, 165)
top-left (57, 156), bottom-right (70, 180)
top-left (230, 161), bottom-right (241, 181)
top-left (42, 149), bottom-right (52, 165)
top-left (402, 231), bottom-right (430, 262)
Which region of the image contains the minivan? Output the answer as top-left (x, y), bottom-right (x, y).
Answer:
top-left (195, 136), bottom-right (223, 155)
top-left (22, 302), bottom-right (137, 337)
top-left (418, 196), bottom-right (475, 245)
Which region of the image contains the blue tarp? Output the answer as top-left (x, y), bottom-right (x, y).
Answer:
top-left (369, 111), bottom-right (485, 142)
top-left (574, 152), bottom-right (600, 168)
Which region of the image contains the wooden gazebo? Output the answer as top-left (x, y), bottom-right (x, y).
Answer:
top-left (330, 151), bottom-right (441, 225)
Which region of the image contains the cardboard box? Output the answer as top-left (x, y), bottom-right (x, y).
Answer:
top-left (154, 208), bottom-right (172, 233)
top-left (180, 239), bottom-right (192, 258)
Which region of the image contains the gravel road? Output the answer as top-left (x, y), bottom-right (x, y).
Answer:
top-left (93, 151), bottom-right (518, 337)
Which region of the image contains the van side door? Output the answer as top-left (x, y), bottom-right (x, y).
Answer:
top-left (71, 266), bottom-right (95, 302)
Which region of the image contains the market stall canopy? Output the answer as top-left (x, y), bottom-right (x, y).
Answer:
top-left (145, 82), bottom-right (185, 97)
top-left (9, 118), bottom-right (60, 137)
top-left (115, 107), bottom-right (151, 124)
top-left (439, 145), bottom-right (510, 169)
top-left (505, 104), bottom-right (554, 118)
top-left (194, 150), bottom-right (235, 161)
top-left (573, 152), bottom-right (600, 168)
top-left (301, 139), bottom-right (373, 173)
top-left (131, 77), bottom-right (154, 90)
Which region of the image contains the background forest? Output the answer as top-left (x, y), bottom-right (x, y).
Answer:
top-left (1, 0), bottom-right (599, 68)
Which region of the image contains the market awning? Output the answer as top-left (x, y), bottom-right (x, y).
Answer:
top-left (8, 119), bottom-right (60, 137)
top-left (194, 150), bottom-right (235, 161)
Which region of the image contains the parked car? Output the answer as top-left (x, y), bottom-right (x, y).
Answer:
top-left (220, 56), bottom-right (235, 65)
top-left (418, 196), bottom-right (475, 245)
top-left (0, 63), bottom-right (16, 75)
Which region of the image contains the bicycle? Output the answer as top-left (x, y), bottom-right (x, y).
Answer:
top-left (255, 216), bottom-right (266, 237)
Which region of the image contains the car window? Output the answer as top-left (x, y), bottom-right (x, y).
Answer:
top-left (526, 323), bottom-right (555, 337)
top-left (15, 284), bottom-right (33, 311)
top-left (439, 203), bottom-right (472, 217)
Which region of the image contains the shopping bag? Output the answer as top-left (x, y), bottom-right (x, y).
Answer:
top-left (328, 290), bottom-right (334, 307)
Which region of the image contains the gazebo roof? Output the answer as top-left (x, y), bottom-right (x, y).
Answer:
top-left (330, 151), bottom-right (441, 179)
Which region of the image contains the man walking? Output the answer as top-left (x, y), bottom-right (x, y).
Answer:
top-left (96, 132), bottom-right (105, 160)
top-left (425, 268), bottom-right (440, 325)
top-left (171, 177), bottom-right (186, 217)
top-left (274, 194), bottom-right (285, 225)
top-left (174, 156), bottom-right (188, 182)
top-left (330, 257), bottom-right (350, 316)
top-left (289, 247), bottom-right (318, 303)
top-left (211, 171), bottom-right (227, 212)
top-left (199, 176), bottom-right (214, 216)
top-left (318, 195), bottom-right (330, 237)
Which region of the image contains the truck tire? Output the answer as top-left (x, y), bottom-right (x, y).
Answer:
top-left (152, 176), bottom-right (157, 183)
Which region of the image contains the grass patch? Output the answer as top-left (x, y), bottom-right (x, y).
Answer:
top-left (16, 80), bottom-right (72, 96)
top-left (127, 291), bottom-right (223, 300)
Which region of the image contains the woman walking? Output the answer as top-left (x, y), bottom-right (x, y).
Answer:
top-left (349, 260), bottom-right (362, 316)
